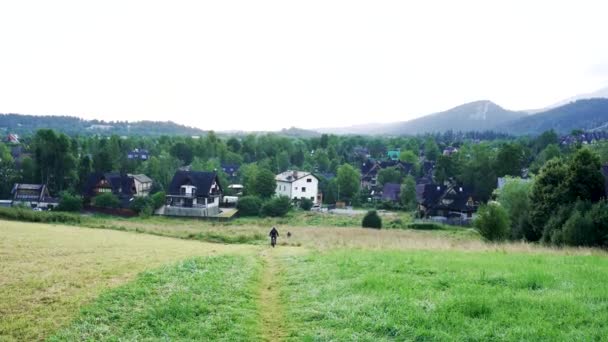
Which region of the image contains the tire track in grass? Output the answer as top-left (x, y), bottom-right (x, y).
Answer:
top-left (259, 248), bottom-right (289, 342)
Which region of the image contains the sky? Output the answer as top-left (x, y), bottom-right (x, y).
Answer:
top-left (1, 1), bottom-right (608, 131)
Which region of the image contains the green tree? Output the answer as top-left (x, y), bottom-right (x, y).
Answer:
top-left (336, 164), bottom-right (360, 202)
top-left (254, 168), bottom-right (277, 199)
top-left (261, 196), bottom-right (291, 217)
top-left (237, 195), bottom-right (263, 216)
top-left (377, 167), bottom-right (403, 186)
top-left (93, 151), bottom-right (113, 173)
top-left (563, 148), bottom-right (605, 203)
top-left (170, 142), bottom-right (194, 166)
top-left (56, 192), bottom-right (83, 212)
top-left (299, 197), bottom-right (313, 211)
top-left (400, 175), bottom-right (417, 211)
top-left (434, 155), bottom-right (456, 184)
top-left (495, 143), bottom-right (525, 177)
top-left (19, 156), bottom-right (36, 183)
top-left (0, 144), bottom-right (16, 198)
top-left (495, 177), bottom-right (533, 239)
top-left (528, 159), bottom-right (569, 241)
top-left (424, 138), bottom-right (440, 161)
top-left (399, 150), bottom-right (418, 164)
top-left (32, 129), bottom-right (77, 192)
top-left (474, 202), bottom-right (510, 241)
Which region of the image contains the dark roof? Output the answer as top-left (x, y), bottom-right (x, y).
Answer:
top-left (221, 163), bottom-right (240, 171)
top-left (83, 172), bottom-right (136, 198)
top-left (417, 183), bottom-right (475, 213)
top-left (382, 183), bottom-right (401, 202)
top-left (11, 183), bottom-right (56, 202)
top-left (168, 171), bottom-right (222, 197)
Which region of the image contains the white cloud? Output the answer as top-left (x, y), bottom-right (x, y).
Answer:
top-left (0, 0), bottom-right (607, 131)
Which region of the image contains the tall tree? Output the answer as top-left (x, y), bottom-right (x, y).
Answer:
top-left (495, 143), bottom-right (525, 177)
top-left (336, 164), bottom-right (360, 202)
top-left (400, 175), bottom-right (417, 210)
top-left (254, 168), bottom-right (277, 198)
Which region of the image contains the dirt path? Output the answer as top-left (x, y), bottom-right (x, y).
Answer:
top-left (258, 248), bottom-right (290, 342)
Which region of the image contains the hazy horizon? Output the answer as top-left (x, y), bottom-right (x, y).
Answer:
top-left (1, 1), bottom-right (607, 131)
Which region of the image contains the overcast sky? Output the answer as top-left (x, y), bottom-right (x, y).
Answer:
top-left (1, 1), bottom-right (607, 131)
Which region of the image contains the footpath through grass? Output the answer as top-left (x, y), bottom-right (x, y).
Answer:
top-left (50, 256), bottom-right (262, 341)
top-left (281, 250), bottom-right (608, 341)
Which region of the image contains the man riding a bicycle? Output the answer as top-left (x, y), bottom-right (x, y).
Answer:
top-left (269, 227), bottom-right (279, 247)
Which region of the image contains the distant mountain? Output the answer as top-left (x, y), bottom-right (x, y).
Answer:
top-left (0, 113), bottom-right (206, 136)
top-left (318, 100), bottom-right (527, 135)
top-left (499, 98), bottom-right (608, 135)
top-left (537, 85), bottom-right (608, 112)
top-left (278, 127), bottom-right (321, 138)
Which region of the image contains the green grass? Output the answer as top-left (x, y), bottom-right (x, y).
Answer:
top-left (49, 255), bottom-right (262, 341)
top-left (280, 250), bottom-right (608, 341)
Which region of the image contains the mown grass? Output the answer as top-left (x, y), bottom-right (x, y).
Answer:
top-left (49, 256), bottom-right (262, 341)
top-left (0, 220), bottom-right (255, 341)
top-left (281, 250), bottom-right (608, 341)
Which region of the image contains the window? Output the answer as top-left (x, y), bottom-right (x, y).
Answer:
top-left (310, 197), bottom-right (314, 201)
top-left (301, 187), bottom-right (306, 192)
top-left (307, 178), bottom-right (312, 183)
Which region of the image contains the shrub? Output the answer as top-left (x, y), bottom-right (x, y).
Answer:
top-left (150, 191), bottom-right (166, 209)
top-left (56, 192), bottom-right (83, 212)
top-left (93, 193), bottom-right (120, 209)
top-left (0, 207), bottom-right (81, 224)
top-left (299, 198), bottom-right (313, 211)
top-left (408, 222), bottom-right (443, 230)
top-left (129, 197), bottom-right (152, 215)
top-left (362, 210), bottom-right (382, 229)
top-left (237, 196), bottom-right (263, 216)
top-left (588, 200), bottom-right (608, 247)
top-left (474, 202), bottom-right (510, 241)
top-left (261, 196), bottom-right (292, 217)
top-left (562, 210), bottom-right (595, 246)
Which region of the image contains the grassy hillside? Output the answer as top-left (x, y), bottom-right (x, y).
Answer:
top-left (2, 218), bottom-right (607, 341)
top-left (282, 250), bottom-right (608, 340)
top-left (0, 220), bottom-right (252, 341)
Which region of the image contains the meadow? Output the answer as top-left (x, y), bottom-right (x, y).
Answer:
top-left (1, 217), bottom-right (607, 341)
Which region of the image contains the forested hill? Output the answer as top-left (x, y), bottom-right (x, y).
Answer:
top-left (0, 114), bottom-right (207, 136)
top-left (499, 98), bottom-right (608, 135)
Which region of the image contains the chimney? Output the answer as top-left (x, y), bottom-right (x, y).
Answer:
top-left (293, 170), bottom-right (298, 179)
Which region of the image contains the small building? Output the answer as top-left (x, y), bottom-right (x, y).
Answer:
top-left (443, 146), bottom-right (459, 156)
top-left (10, 183), bottom-right (59, 209)
top-left (221, 163), bottom-right (240, 179)
top-left (360, 159), bottom-right (415, 190)
top-left (158, 171), bottom-right (223, 217)
top-left (127, 149), bottom-right (149, 161)
top-left (382, 183), bottom-right (401, 202)
top-left (387, 149), bottom-right (401, 161)
top-left (5, 134), bottom-right (20, 144)
top-left (275, 170), bottom-right (321, 204)
top-left (416, 183), bottom-right (477, 223)
top-left (83, 172), bottom-right (152, 207)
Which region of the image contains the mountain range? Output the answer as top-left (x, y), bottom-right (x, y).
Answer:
top-left (318, 86), bottom-right (608, 136)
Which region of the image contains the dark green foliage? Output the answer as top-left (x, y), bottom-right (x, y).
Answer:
top-left (170, 142), bottom-right (194, 166)
top-left (336, 164), bottom-right (360, 202)
top-left (377, 167), bottom-right (403, 186)
top-left (129, 197), bottom-right (152, 214)
top-left (362, 210), bottom-right (382, 229)
top-left (0, 207), bottom-right (81, 224)
top-left (261, 196), bottom-right (291, 217)
top-left (299, 198), bottom-right (313, 211)
top-left (408, 222), bottom-right (442, 230)
top-left (563, 148), bottom-right (605, 202)
top-left (474, 202), bottom-right (510, 241)
top-left (561, 209), bottom-right (595, 247)
top-left (528, 159), bottom-right (568, 241)
top-left (495, 177), bottom-right (532, 240)
top-left (495, 143), bottom-right (525, 177)
top-left (150, 191), bottom-right (166, 209)
top-left (424, 138), bottom-right (440, 161)
top-left (237, 196), bottom-right (263, 216)
top-left (400, 176), bottom-right (417, 211)
top-left (56, 193), bottom-right (83, 212)
top-left (253, 169), bottom-right (277, 199)
top-left (93, 193), bottom-right (120, 209)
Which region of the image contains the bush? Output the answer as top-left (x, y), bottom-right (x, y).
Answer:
top-left (56, 192), bottom-right (83, 212)
top-left (129, 197), bottom-right (152, 215)
top-left (93, 193), bottom-right (120, 209)
top-left (237, 196), bottom-right (263, 216)
top-left (474, 202), bottom-right (510, 241)
top-left (150, 191), bottom-right (166, 209)
top-left (362, 210), bottom-right (382, 229)
top-left (299, 198), bottom-right (313, 211)
top-left (408, 222), bottom-right (443, 230)
top-left (0, 207), bottom-right (81, 224)
top-left (261, 196), bottom-right (292, 217)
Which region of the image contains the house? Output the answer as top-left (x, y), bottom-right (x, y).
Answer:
top-left (381, 183), bottom-right (401, 202)
top-left (131, 174), bottom-right (153, 197)
top-left (10, 183), bottom-right (59, 209)
top-left (387, 149), bottom-right (401, 161)
top-left (360, 159), bottom-right (415, 190)
top-left (127, 149), bottom-right (149, 160)
top-left (275, 170), bottom-right (321, 204)
top-left (83, 172), bottom-right (152, 207)
top-left (159, 171), bottom-right (223, 217)
top-left (353, 146), bottom-right (370, 159)
top-left (443, 146), bottom-right (459, 156)
top-left (221, 163), bottom-right (240, 179)
top-left (416, 183), bottom-right (477, 223)
top-left (5, 134), bottom-right (20, 144)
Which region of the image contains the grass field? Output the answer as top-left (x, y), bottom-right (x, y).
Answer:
top-left (1, 217), bottom-right (607, 341)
